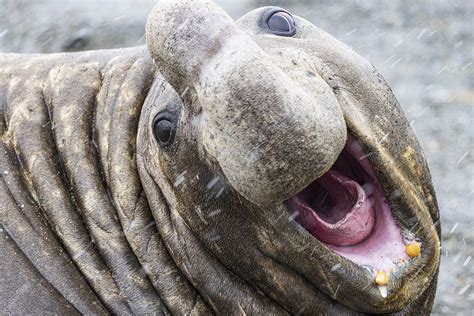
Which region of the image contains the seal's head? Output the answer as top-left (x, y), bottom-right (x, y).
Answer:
top-left (139, 0), bottom-right (440, 313)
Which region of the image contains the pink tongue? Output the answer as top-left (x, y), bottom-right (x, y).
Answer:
top-left (287, 171), bottom-right (375, 246)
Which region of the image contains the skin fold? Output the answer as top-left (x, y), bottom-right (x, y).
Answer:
top-left (0, 0), bottom-right (440, 315)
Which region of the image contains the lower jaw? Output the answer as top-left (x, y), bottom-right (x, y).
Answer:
top-left (327, 184), bottom-right (409, 274)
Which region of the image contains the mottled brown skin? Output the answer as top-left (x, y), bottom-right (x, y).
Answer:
top-left (0, 1), bottom-right (440, 315)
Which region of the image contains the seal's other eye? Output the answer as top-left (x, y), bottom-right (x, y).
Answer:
top-left (267, 11), bottom-right (296, 36)
top-left (153, 112), bottom-right (177, 147)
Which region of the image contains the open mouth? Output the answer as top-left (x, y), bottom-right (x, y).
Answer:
top-left (286, 135), bottom-right (411, 274)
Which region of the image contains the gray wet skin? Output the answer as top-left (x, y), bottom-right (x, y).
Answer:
top-left (0, 0), bottom-right (440, 314)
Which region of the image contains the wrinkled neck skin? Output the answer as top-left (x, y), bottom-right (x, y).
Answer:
top-left (0, 0), bottom-right (440, 315)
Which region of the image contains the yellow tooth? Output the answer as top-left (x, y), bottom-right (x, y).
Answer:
top-left (406, 242), bottom-right (421, 257)
top-left (375, 271), bottom-right (388, 286)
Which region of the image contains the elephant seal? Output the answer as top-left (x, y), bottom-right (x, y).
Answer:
top-left (0, 0), bottom-right (440, 314)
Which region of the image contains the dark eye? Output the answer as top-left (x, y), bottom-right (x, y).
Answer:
top-left (267, 11), bottom-right (296, 36)
top-left (153, 112), bottom-right (177, 147)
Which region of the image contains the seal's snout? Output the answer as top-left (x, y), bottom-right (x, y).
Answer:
top-left (146, 0), bottom-right (239, 91)
top-left (146, 0), bottom-right (346, 206)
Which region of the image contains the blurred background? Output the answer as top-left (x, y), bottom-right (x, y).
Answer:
top-left (0, 0), bottom-right (472, 314)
